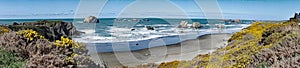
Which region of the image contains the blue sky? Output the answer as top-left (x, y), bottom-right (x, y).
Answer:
top-left (0, 0), bottom-right (300, 20)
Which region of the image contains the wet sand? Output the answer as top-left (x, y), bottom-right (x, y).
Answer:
top-left (95, 33), bottom-right (232, 68)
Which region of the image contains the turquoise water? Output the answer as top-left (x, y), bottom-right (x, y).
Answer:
top-left (0, 18), bottom-right (254, 52)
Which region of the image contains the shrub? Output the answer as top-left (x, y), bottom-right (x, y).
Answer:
top-left (16, 30), bottom-right (44, 41)
top-left (0, 26), bottom-right (10, 34)
top-left (55, 36), bottom-right (82, 48)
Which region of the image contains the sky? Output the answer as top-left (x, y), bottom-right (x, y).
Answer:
top-left (0, 0), bottom-right (300, 20)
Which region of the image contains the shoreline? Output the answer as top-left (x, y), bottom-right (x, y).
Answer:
top-left (95, 33), bottom-right (232, 67)
top-left (83, 28), bottom-right (243, 52)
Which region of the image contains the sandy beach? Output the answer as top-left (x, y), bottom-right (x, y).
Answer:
top-left (95, 33), bottom-right (232, 67)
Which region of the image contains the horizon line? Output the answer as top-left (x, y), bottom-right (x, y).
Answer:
top-left (0, 17), bottom-right (286, 21)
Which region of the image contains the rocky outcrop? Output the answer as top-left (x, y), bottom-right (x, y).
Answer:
top-left (191, 22), bottom-right (202, 28)
top-left (178, 21), bottom-right (188, 28)
top-left (290, 13), bottom-right (300, 20)
top-left (84, 16), bottom-right (99, 23)
top-left (8, 20), bottom-right (83, 41)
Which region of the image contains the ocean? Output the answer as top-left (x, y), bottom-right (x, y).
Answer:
top-left (0, 18), bottom-right (252, 52)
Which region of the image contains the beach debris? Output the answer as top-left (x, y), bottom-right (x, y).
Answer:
top-left (178, 21), bottom-right (188, 28)
top-left (191, 22), bottom-right (202, 28)
top-left (84, 16), bottom-right (99, 23)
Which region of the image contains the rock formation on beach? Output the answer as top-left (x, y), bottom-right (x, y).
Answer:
top-left (178, 21), bottom-right (188, 28)
top-left (192, 22), bottom-right (202, 28)
top-left (133, 14), bottom-right (300, 68)
top-left (84, 16), bottom-right (99, 23)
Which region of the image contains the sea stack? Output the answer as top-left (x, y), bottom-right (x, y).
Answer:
top-left (83, 16), bottom-right (99, 23)
top-left (178, 21), bottom-right (188, 28)
top-left (192, 22), bottom-right (202, 28)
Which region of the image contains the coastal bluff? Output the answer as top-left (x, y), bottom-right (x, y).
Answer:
top-left (135, 15), bottom-right (300, 68)
top-left (8, 20), bottom-right (83, 41)
top-left (0, 20), bottom-right (105, 68)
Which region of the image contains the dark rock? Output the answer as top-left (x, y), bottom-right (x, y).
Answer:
top-left (13, 22), bottom-right (19, 25)
top-left (84, 16), bottom-right (99, 23)
top-left (290, 13), bottom-right (300, 20)
top-left (146, 26), bottom-right (154, 30)
top-left (131, 28), bottom-right (136, 31)
top-left (8, 20), bottom-right (83, 41)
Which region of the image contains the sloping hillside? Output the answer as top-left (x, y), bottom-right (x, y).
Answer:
top-left (0, 21), bottom-right (104, 68)
top-left (136, 20), bottom-right (300, 68)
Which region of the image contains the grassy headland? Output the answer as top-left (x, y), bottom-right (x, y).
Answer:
top-left (135, 19), bottom-right (300, 68)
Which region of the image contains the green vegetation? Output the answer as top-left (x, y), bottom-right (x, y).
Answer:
top-left (14, 29), bottom-right (90, 67)
top-left (0, 48), bottom-right (26, 68)
top-left (153, 20), bottom-right (300, 68)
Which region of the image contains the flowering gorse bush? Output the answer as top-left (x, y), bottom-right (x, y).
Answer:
top-left (16, 30), bottom-right (44, 41)
top-left (0, 26), bottom-right (9, 34)
top-left (55, 36), bottom-right (82, 48)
